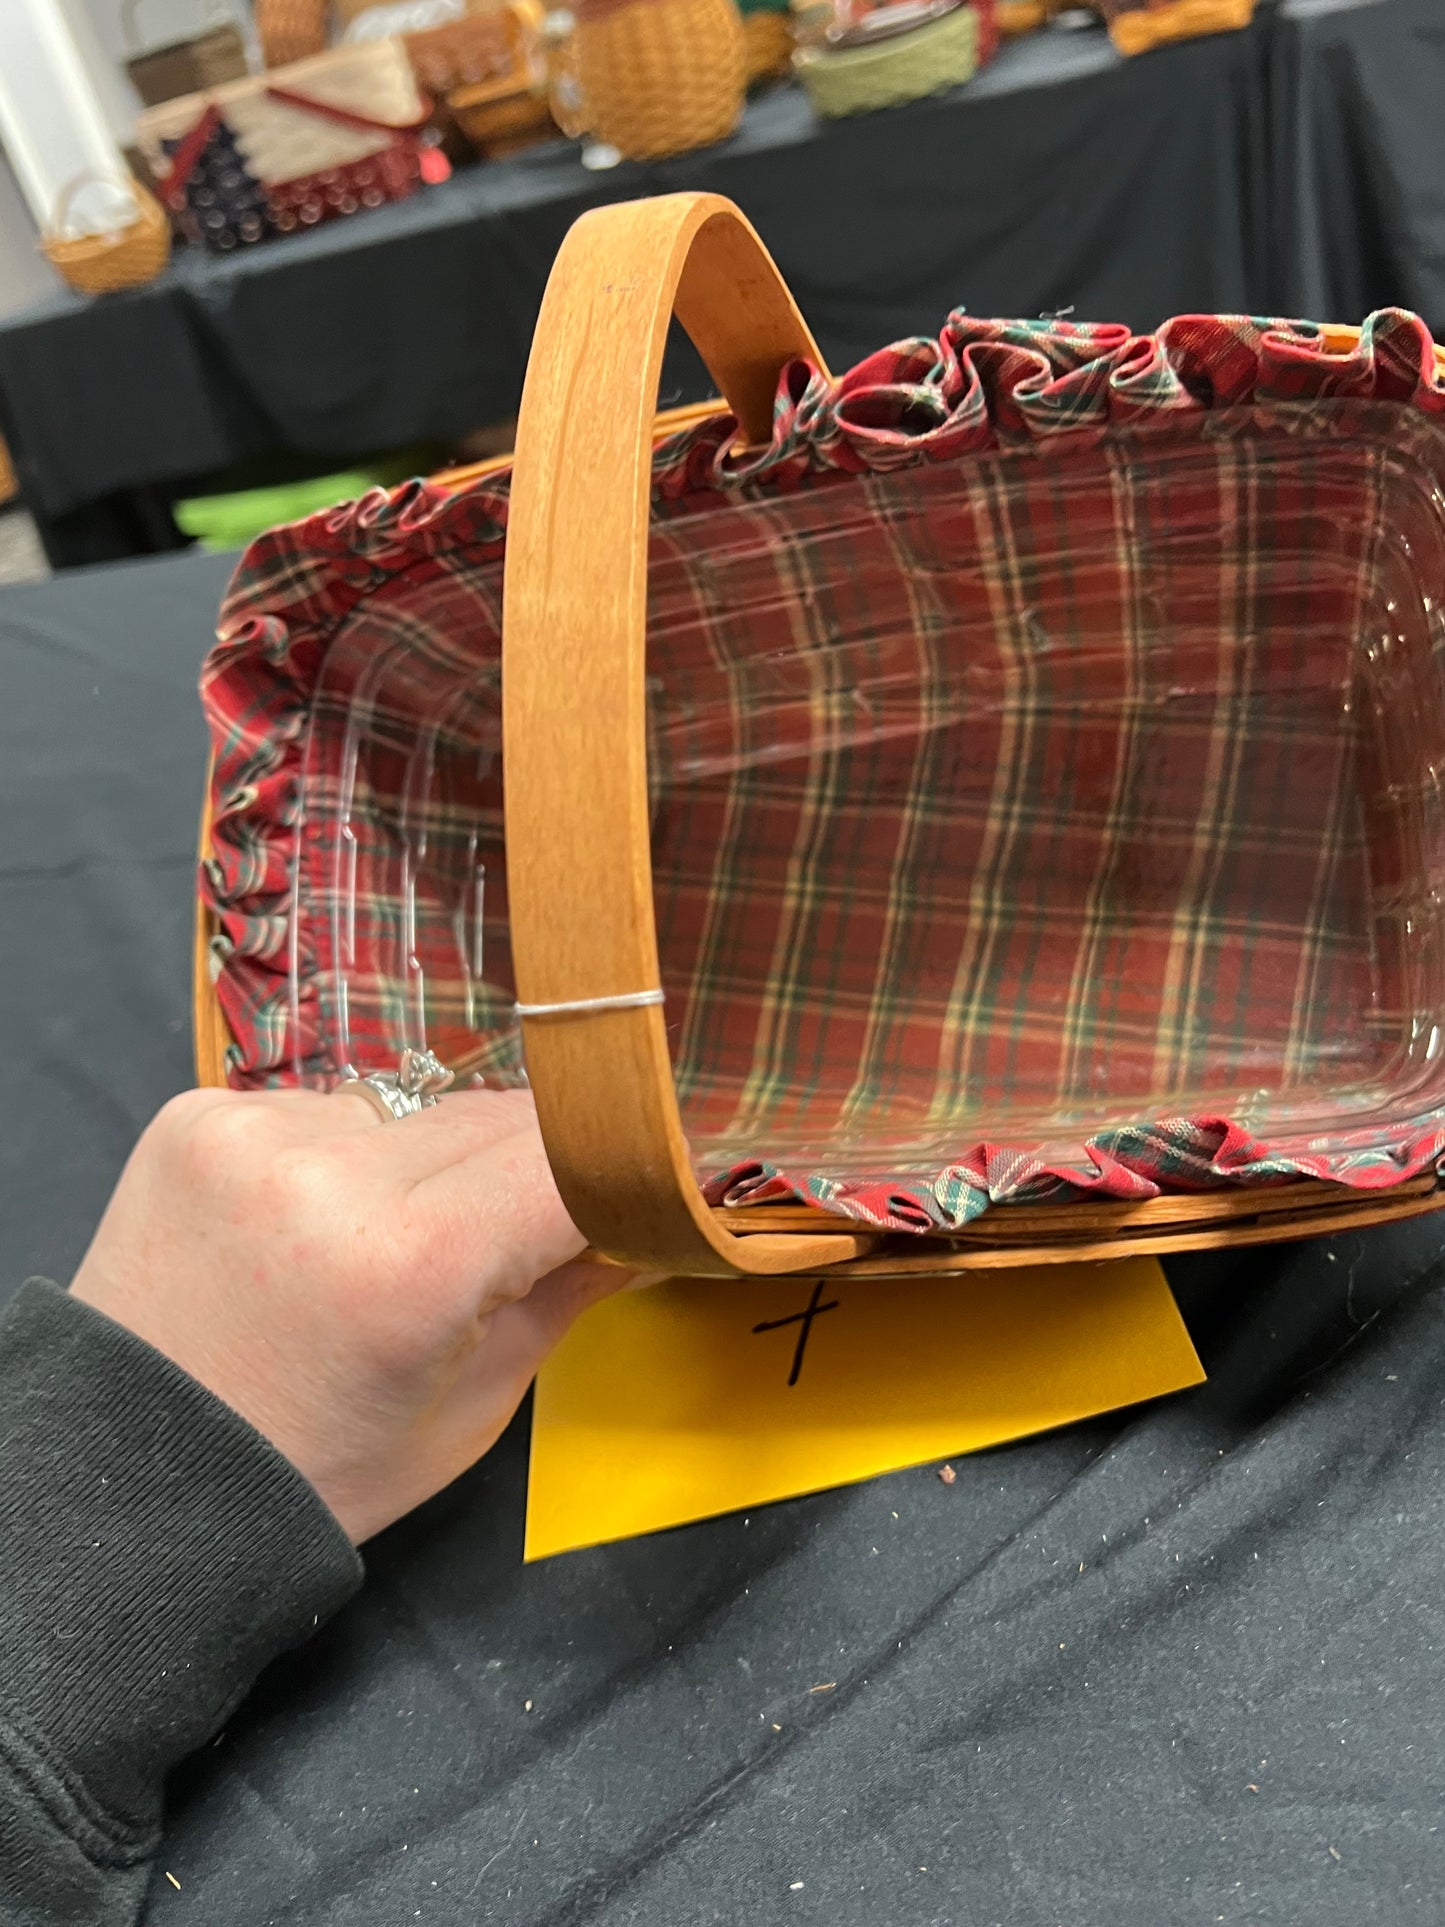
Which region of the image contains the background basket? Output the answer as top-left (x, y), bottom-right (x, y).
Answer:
top-left (404, 0), bottom-right (543, 93)
top-left (123, 0), bottom-right (249, 107)
top-left (1103, 0), bottom-right (1253, 54)
top-left (430, 1), bottom-right (555, 155)
top-left (254, 0), bottom-right (329, 68)
top-left (138, 41), bottom-right (429, 247)
top-left (741, 4), bottom-right (794, 84)
top-left (41, 174), bottom-right (171, 296)
top-left (569, 0), bottom-right (745, 160)
top-left (137, 42), bottom-right (426, 181)
top-left (795, 3), bottom-right (978, 118)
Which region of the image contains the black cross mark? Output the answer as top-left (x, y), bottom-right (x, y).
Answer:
top-left (752, 1280), bottom-right (841, 1387)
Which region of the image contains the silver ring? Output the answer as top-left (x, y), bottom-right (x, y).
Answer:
top-left (333, 1047), bottom-right (455, 1123)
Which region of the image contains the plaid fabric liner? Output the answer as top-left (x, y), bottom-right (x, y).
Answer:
top-left (201, 306), bottom-right (1445, 1231)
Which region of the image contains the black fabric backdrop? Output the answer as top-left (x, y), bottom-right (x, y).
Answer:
top-left (8, 0), bottom-right (1445, 571)
top-left (1270, 0), bottom-right (1445, 330)
top-left (7, 548), bottom-right (1445, 1925)
top-left (1, 15), bottom-right (1273, 566)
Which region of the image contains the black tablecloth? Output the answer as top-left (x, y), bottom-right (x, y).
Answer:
top-left (6, 549), bottom-right (1445, 1924)
top-left (0, 18), bottom-right (1272, 567)
top-left (1271, 0), bottom-right (1445, 329)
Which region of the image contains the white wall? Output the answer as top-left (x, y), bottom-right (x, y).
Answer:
top-left (82, 0), bottom-right (221, 68)
top-left (0, 150), bottom-right (60, 317)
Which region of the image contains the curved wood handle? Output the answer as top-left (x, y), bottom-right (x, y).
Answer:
top-left (502, 192), bottom-right (874, 1277)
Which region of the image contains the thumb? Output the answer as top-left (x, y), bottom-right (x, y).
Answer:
top-left (472, 1259), bottom-right (633, 1390)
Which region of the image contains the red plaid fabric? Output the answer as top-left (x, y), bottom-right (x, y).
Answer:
top-left (201, 306), bottom-right (1445, 1230)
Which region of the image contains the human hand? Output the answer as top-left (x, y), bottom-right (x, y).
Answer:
top-left (71, 1085), bottom-right (620, 1542)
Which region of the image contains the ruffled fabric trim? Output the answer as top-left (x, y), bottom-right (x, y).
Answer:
top-left (702, 1114), bottom-right (1445, 1233)
top-left (200, 480), bottom-right (511, 1078)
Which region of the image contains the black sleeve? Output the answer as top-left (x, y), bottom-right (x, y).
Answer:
top-left (0, 1279), bottom-right (363, 1927)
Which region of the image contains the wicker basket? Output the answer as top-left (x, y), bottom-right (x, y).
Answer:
top-left (135, 42), bottom-right (427, 189)
top-left (40, 174), bottom-right (171, 297)
top-left (742, 6), bottom-right (794, 82)
top-left (1104, 0), bottom-right (1253, 54)
top-left (996, 0), bottom-right (1050, 29)
top-left (795, 1), bottom-right (977, 117)
top-left (569, 0), bottom-right (745, 161)
top-left (123, 0), bottom-right (249, 107)
top-left (254, 0), bottom-right (328, 68)
top-left (404, 1), bottom-right (533, 92)
top-left (450, 83), bottom-right (555, 154)
top-left (432, 0), bottom-right (554, 152)
top-left (194, 194), bottom-right (1445, 1277)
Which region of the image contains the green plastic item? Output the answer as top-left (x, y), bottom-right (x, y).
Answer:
top-left (174, 461), bottom-right (417, 551)
top-left (795, 4), bottom-right (977, 116)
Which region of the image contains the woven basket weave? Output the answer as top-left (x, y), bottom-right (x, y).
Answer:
top-left (41, 175), bottom-right (171, 297)
top-left (405, 2), bottom-right (542, 93)
top-left (570, 0), bottom-right (745, 160)
top-left (124, 10), bottom-right (249, 108)
top-left (430, 0), bottom-right (553, 152)
top-left (1105, 0), bottom-right (1252, 53)
top-left (996, 0), bottom-right (1054, 28)
top-left (742, 6), bottom-right (793, 83)
top-left (254, 0), bottom-right (328, 66)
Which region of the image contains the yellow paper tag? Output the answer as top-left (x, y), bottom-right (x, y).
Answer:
top-left (526, 1258), bottom-right (1204, 1560)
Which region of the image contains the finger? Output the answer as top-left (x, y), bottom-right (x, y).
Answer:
top-left (181, 1084), bottom-right (545, 1174)
top-left (172, 1084), bottom-right (407, 1148)
top-left (463, 1259), bottom-right (627, 1389)
top-left (405, 1263), bottom-right (628, 1517)
top-left (406, 1120), bottom-right (586, 1299)
top-left (323, 1086), bottom-right (545, 1175)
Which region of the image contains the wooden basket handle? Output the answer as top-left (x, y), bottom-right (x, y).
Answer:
top-left (502, 191), bottom-right (877, 1278)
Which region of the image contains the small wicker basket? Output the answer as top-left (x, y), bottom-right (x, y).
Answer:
top-left (123, 0), bottom-right (249, 108)
top-left (40, 175), bottom-right (171, 298)
top-left (254, 0), bottom-right (328, 68)
top-left (135, 42), bottom-right (427, 187)
top-left (741, 5), bottom-right (794, 83)
top-left (431, 0), bottom-right (555, 154)
top-left (996, 0), bottom-right (1050, 30)
top-left (404, 1), bottom-right (538, 93)
top-left (570, 0), bottom-right (745, 161)
top-left (795, 0), bottom-right (977, 118)
top-left (1104, 0), bottom-right (1253, 55)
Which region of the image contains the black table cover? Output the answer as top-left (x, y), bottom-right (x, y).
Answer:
top-left (4, 547), bottom-right (1445, 1926)
top-left (0, 18), bottom-right (1270, 568)
top-left (1271, 0), bottom-right (1445, 330)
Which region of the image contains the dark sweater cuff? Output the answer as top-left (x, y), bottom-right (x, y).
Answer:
top-left (0, 1278), bottom-right (362, 1835)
